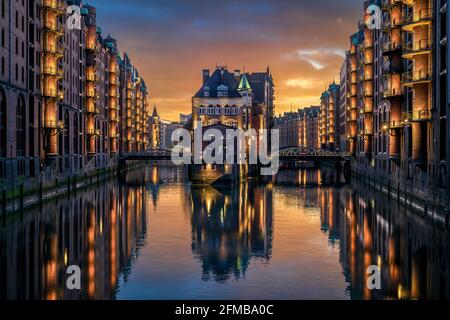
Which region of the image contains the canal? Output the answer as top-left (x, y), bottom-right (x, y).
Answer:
top-left (0, 165), bottom-right (449, 300)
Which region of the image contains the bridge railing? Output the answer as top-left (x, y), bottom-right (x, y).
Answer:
top-left (277, 147), bottom-right (350, 158)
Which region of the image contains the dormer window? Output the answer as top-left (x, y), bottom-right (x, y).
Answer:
top-left (203, 86), bottom-right (210, 97)
top-left (217, 84), bottom-right (228, 97)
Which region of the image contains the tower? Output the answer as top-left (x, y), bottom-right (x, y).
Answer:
top-left (150, 105), bottom-right (160, 149)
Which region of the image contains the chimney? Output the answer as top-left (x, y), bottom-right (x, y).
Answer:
top-left (234, 69), bottom-right (241, 81)
top-left (203, 69), bottom-right (210, 85)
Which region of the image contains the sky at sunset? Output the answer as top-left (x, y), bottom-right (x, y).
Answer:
top-left (92, 0), bottom-right (363, 121)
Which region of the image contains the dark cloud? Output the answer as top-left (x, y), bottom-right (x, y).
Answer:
top-left (92, 0), bottom-right (364, 120)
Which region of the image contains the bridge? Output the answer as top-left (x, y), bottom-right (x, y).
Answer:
top-left (119, 147), bottom-right (351, 163)
top-left (119, 149), bottom-right (172, 162)
top-left (277, 146), bottom-right (351, 162)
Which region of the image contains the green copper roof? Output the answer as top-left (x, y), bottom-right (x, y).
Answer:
top-left (238, 74), bottom-right (251, 91)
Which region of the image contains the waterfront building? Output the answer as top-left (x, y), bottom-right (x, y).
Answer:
top-left (192, 66), bottom-right (274, 131)
top-left (159, 120), bottom-right (183, 150)
top-left (274, 106), bottom-right (320, 150)
top-left (180, 113), bottom-right (192, 126)
top-left (0, 0), bottom-right (151, 190)
top-left (339, 59), bottom-right (348, 152)
top-left (149, 106), bottom-right (160, 149)
top-left (191, 66), bottom-right (274, 184)
top-left (342, 0), bottom-right (449, 205)
top-left (319, 83), bottom-right (341, 151)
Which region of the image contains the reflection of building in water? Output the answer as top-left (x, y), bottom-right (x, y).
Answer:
top-left (321, 185), bottom-right (450, 300)
top-left (190, 184), bottom-right (273, 282)
top-left (122, 165), bottom-right (187, 209)
top-left (319, 188), bottom-right (345, 244)
top-left (274, 168), bottom-right (346, 187)
top-left (0, 184), bottom-right (147, 300)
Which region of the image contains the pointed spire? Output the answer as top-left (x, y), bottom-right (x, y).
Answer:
top-left (238, 73), bottom-right (251, 91)
top-left (152, 105), bottom-right (159, 117)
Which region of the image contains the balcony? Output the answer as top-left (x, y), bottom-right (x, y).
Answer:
top-left (43, 120), bottom-right (64, 129)
top-left (42, 0), bottom-right (65, 14)
top-left (86, 128), bottom-right (100, 136)
top-left (382, 120), bottom-right (404, 130)
top-left (361, 128), bottom-right (373, 136)
top-left (42, 66), bottom-right (64, 78)
top-left (44, 44), bottom-right (64, 57)
top-left (382, 62), bottom-right (402, 75)
top-left (109, 77), bottom-right (118, 86)
top-left (362, 104), bottom-right (373, 113)
top-left (402, 38), bottom-right (432, 58)
top-left (382, 87), bottom-right (403, 99)
top-left (402, 69), bottom-right (432, 85)
top-left (364, 54), bottom-right (374, 65)
top-left (382, 16), bottom-right (404, 31)
top-left (43, 89), bottom-right (64, 99)
top-left (402, 109), bottom-right (432, 122)
top-left (403, 8), bottom-right (432, 31)
top-left (382, 41), bottom-right (402, 55)
top-left (109, 89), bottom-right (117, 98)
top-left (86, 105), bottom-right (100, 114)
top-left (109, 103), bottom-right (119, 111)
top-left (382, 0), bottom-right (403, 10)
top-left (43, 20), bottom-right (64, 35)
top-left (364, 87), bottom-right (373, 97)
top-left (86, 74), bottom-right (96, 82)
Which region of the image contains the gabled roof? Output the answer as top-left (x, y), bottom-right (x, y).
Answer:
top-left (194, 67), bottom-right (243, 98)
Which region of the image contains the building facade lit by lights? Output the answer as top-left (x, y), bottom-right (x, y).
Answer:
top-left (339, 0), bottom-right (449, 202)
top-left (274, 106), bottom-right (320, 150)
top-left (0, 0), bottom-right (151, 188)
top-left (191, 66), bottom-right (275, 185)
top-left (319, 83), bottom-right (341, 151)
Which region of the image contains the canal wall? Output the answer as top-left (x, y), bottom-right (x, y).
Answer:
top-left (351, 164), bottom-right (449, 224)
top-left (0, 161), bottom-right (145, 216)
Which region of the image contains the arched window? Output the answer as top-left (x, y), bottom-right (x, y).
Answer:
top-left (198, 106), bottom-right (205, 115)
top-left (225, 120), bottom-right (237, 128)
top-left (207, 105), bottom-right (214, 115)
top-left (64, 111), bottom-right (69, 155)
top-left (224, 105), bottom-right (230, 115)
top-left (215, 106), bottom-right (221, 115)
top-left (207, 119), bottom-right (220, 126)
top-left (73, 114), bottom-right (78, 154)
top-left (16, 95), bottom-right (25, 157)
top-left (0, 86), bottom-right (6, 157)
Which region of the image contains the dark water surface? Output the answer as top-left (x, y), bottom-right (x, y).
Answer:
top-left (0, 166), bottom-right (449, 300)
